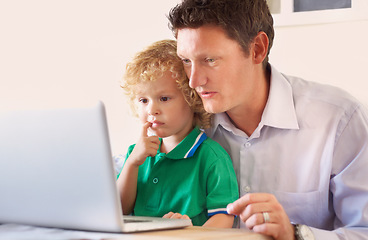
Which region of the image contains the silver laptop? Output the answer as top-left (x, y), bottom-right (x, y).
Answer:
top-left (0, 101), bottom-right (191, 233)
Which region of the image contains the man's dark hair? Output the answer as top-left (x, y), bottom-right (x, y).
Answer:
top-left (168, 0), bottom-right (274, 67)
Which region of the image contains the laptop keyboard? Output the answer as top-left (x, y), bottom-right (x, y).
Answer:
top-left (123, 218), bottom-right (151, 223)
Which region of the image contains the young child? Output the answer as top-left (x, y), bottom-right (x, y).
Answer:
top-left (117, 39), bottom-right (238, 228)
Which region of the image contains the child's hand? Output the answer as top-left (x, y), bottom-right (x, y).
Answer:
top-left (162, 212), bottom-right (192, 225)
top-left (127, 122), bottom-right (160, 167)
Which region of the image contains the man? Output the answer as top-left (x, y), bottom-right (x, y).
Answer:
top-left (167, 0), bottom-right (368, 239)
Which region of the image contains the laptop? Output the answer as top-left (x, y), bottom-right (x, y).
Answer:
top-left (0, 101), bottom-right (191, 233)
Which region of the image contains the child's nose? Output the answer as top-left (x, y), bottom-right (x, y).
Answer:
top-left (148, 102), bottom-right (160, 115)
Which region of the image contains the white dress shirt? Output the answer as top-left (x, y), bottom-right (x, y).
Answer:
top-left (206, 65), bottom-right (368, 239)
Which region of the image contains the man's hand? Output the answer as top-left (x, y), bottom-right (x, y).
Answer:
top-left (127, 122), bottom-right (160, 167)
top-left (227, 193), bottom-right (295, 240)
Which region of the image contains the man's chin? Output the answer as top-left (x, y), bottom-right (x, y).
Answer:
top-left (203, 105), bottom-right (223, 114)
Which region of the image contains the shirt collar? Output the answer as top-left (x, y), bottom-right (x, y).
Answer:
top-left (209, 64), bottom-right (299, 137)
top-left (262, 64), bottom-right (299, 130)
top-left (161, 126), bottom-right (208, 160)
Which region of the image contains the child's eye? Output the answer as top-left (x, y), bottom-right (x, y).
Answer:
top-left (160, 97), bottom-right (170, 102)
top-left (139, 98), bottom-right (148, 104)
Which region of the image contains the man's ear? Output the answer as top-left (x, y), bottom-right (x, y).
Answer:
top-left (252, 31), bottom-right (269, 65)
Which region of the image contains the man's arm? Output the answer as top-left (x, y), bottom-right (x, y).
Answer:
top-left (323, 105), bottom-right (368, 239)
top-left (228, 105), bottom-right (368, 240)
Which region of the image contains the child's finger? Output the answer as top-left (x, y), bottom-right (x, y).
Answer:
top-left (148, 135), bottom-right (160, 144)
top-left (141, 122), bottom-right (152, 137)
top-left (162, 212), bottom-right (175, 218)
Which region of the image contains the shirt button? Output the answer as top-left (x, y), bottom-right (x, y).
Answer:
top-left (242, 186), bottom-right (251, 193)
top-left (152, 178), bottom-right (159, 184)
top-left (245, 142), bottom-right (251, 148)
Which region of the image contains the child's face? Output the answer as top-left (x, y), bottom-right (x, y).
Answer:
top-left (135, 71), bottom-right (194, 139)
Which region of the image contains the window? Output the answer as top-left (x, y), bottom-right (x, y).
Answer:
top-left (294, 0), bottom-right (351, 12)
top-left (267, 0), bottom-right (368, 26)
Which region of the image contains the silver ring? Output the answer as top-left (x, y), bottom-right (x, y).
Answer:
top-left (262, 212), bottom-right (270, 223)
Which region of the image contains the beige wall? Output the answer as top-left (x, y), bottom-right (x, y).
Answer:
top-left (0, 0), bottom-right (180, 155)
top-left (270, 20), bottom-right (368, 105)
top-left (1, 1), bottom-right (367, 155)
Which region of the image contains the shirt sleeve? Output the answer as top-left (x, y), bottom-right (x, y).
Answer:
top-left (317, 104), bottom-right (368, 239)
top-left (203, 142), bottom-right (239, 216)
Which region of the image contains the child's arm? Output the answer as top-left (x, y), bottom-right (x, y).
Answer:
top-left (116, 122), bottom-right (160, 215)
top-left (163, 212), bottom-right (233, 228)
top-left (116, 159), bottom-right (139, 215)
top-left (203, 214), bottom-right (234, 228)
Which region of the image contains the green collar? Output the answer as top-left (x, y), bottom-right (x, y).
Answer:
top-left (157, 127), bottom-right (208, 160)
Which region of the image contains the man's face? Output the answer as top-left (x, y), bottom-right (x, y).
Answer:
top-left (176, 25), bottom-right (258, 114)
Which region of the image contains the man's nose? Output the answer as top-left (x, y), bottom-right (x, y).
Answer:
top-left (188, 64), bottom-right (207, 89)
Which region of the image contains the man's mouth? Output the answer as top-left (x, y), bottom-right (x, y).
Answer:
top-left (198, 91), bottom-right (217, 99)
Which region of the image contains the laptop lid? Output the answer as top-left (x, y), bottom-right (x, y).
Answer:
top-left (0, 101), bottom-right (191, 232)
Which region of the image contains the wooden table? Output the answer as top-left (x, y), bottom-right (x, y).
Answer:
top-left (110, 226), bottom-right (273, 240)
top-left (0, 224), bottom-right (273, 239)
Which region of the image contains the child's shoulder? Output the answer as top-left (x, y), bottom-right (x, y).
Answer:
top-left (198, 136), bottom-right (230, 159)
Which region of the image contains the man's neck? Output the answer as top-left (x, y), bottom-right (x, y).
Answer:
top-left (226, 66), bottom-right (271, 136)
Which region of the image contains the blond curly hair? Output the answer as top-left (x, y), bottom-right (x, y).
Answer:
top-left (121, 39), bottom-right (212, 129)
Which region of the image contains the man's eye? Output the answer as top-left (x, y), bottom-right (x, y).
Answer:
top-left (182, 59), bottom-right (191, 65)
top-left (139, 98), bottom-right (148, 103)
top-left (206, 58), bottom-right (215, 63)
top-left (160, 97), bottom-right (169, 102)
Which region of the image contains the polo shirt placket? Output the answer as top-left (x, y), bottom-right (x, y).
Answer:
top-left (136, 129), bottom-right (207, 213)
top-left (142, 152), bottom-right (166, 211)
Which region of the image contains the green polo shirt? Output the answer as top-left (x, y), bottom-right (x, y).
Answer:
top-left (119, 127), bottom-right (239, 226)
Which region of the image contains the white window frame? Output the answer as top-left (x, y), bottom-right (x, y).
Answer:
top-left (272, 0), bottom-right (368, 26)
